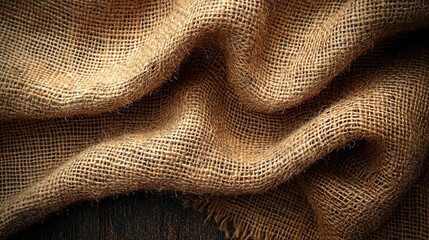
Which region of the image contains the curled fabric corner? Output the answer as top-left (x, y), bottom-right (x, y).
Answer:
top-left (1, 0), bottom-right (429, 239)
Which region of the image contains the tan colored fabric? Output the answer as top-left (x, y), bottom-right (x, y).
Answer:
top-left (1, 0), bottom-right (429, 239)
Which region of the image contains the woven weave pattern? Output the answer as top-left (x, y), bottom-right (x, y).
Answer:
top-left (1, 0), bottom-right (429, 239)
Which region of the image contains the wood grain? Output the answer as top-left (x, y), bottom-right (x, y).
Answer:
top-left (8, 193), bottom-right (227, 240)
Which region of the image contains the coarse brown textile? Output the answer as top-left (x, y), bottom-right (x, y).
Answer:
top-left (1, 0), bottom-right (429, 239)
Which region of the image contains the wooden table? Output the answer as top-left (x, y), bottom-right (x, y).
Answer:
top-left (8, 192), bottom-right (227, 240)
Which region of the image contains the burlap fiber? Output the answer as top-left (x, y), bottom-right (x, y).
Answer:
top-left (1, 0), bottom-right (429, 239)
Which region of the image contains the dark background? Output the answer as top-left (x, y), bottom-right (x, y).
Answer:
top-left (8, 193), bottom-right (227, 240)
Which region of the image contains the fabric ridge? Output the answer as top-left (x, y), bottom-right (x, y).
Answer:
top-left (1, 0), bottom-right (429, 239)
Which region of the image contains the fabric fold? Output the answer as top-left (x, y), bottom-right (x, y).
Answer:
top-left (1, 0), bottom-right (429, 239)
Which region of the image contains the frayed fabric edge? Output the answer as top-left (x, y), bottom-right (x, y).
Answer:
top-left (181, 197), bottom-right (276, 240)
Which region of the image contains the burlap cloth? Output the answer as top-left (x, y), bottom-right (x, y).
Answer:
top-left (1, 0), bottom-right (429, 239)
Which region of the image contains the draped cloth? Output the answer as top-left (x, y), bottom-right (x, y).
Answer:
top-left (1, 0), bottom-right (429, 239)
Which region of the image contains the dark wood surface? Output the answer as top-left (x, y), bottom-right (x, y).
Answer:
top-left (8, 193), bottom-right (227, 240)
